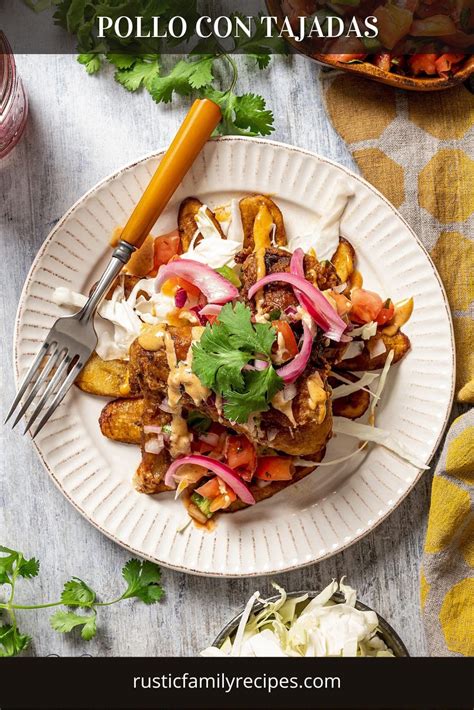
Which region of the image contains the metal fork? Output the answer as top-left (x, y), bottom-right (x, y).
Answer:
top-left (6, 99), bottom-right (221, 438)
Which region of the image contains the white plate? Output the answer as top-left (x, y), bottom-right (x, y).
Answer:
top-left (14, 137), bottom-right (455, 577)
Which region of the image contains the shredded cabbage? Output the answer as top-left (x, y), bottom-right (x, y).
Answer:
top-left (331, 372), bottom-right (379, 400)
top-left (201, 580), bottom-right (395, 658)
top-left (332, 417), bottom-right (429, 470)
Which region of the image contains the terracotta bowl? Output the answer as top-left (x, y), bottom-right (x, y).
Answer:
top-left (265, 0), bottom-right (474, 91)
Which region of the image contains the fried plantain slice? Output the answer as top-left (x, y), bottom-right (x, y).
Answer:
top-left (339, 331), bottom-right (411, 371)
top-left (331, 237), bottom-right (356, 283)
top-left (329, 372), bottom-right (370, 420)
top-left (99, 397), bottom-right (144, 444)
top-left (75, 353), bottom-right (134, 399)
top-left (239, 195), bottom-right (286, 250)
top-left (178, 197), bottom-right (225, 251)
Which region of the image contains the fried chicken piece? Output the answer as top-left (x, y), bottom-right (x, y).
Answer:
top-left (133, 397), bottom-right (172, 494)
top-left (128, 326), bottom-right (332, 457)
top-left (236, 247), bottom-right (340, 315)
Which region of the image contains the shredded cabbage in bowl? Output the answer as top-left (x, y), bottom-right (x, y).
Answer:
top-left (201, 580), bottom-right (395, 657)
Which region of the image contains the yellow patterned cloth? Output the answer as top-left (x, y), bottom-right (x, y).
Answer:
top-left (323, 76), bottom-right (474, 656)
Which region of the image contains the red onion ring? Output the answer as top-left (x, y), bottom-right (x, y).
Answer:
top-left (164, 454), bottom-right (255, 505)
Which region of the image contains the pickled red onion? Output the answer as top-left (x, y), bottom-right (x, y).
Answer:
top-left (164, 454), bottom-right (255, 505)
top-left (155, 259), bottom-right (238, 305)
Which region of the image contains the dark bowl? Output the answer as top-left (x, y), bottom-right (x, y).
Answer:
top-left (265, 0), bottom-right (474, 92)
top-left (212, 590), bottom-right (410, 657)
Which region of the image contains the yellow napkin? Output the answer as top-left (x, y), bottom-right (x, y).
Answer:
top-left (323, 75), bottom-right (474, 656)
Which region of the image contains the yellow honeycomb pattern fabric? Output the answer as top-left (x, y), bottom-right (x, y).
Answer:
top-left (323, 76), bottom-right (473, 656)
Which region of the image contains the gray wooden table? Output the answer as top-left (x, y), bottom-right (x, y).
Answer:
top-left (0, 53), bottom-right (430, 656)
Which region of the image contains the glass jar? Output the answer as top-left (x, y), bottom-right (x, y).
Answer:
top-left (0, 33), bottom-right (28, 159)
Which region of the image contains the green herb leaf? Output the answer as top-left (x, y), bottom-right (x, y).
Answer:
top-left (77, 53), bottom-right (101, 74)
top-left (50, 610), bottom-right (97, 640)
top-left (192, 303), bottom-right (283, 423)
top-left (186, 410), bottom-right (212, 434)
top-left (204, 89), bottom-right (274, 137)
top-left (60, 578), bottom-right (96, 607)
top-left (232, 13), bottom-right (287, 69)
top-left (215, 265), bottom-right (241, 288)
top-left (115, 57), bottom-right (161, 92)
top-left (223, 364), bottom-right (283, 423)
top-left (0, 624), bottom-right (31, 657)
top-left (121, 559), bottom-right (164, 604)
top-left (149, 57), bottom-right (215, 103)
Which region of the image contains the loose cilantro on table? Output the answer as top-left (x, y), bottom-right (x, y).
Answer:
top-left (0, 546), bottom-right (164, 656)
top-left (25, 2), bottom-right (287, 137)
top-left (192, 302), bottom-right (283, 424)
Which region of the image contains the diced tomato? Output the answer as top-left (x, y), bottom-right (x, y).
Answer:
top-left (206, 314), bottom-right (218, 325)
top-left (191, 423), bottom-right (226, 456)
top-left (350, 288), bottom-right (383, 324)
top-left (273, 321), bottom-right (299, 359)
top-left (331, 291), bottom-right (352, 317)
top-left (408, 54), bottom-right (438, 76)
top-left (149, 230), bottom-right (181, 275)
top-left (331, 53), bottom-right (368, 63)
top-left (195, 477), bottom-right (221, 498)
top-left (255, 457), bottom-right (294, 481)
top-left (373, 51), bottom-right (392, 72)
top-left (434, 53), bottom-right (465, 77)
top-left (226, 435), bottom-right (257, 482)
top-left (375, 298), bottom-right (395, 326)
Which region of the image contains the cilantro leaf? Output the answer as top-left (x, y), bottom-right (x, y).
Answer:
top-left (203, 89), bottom-right (274, 137)
top-left (192, 303), bottom-right (283, 423)
top-left (115, 57), bottom-right (161, 92)
top-left (77, 52), bottom-right (101, 74)
top-left (50, 610), bottom-right (97, 640)
top-left (0, 624), bottom-right (31, 657)
top-left (149, 57), bottom-right (215, 103)
top-left (60, 578), bottom-right (96, 607)
top-left (18, 556), bottom-right (40, 579)
top-left (232, 13), bottom-right (288, 69)
top-left (121, 559), bottom-right (164, 604)
top-left (223, 365), bottom-right (283, 423)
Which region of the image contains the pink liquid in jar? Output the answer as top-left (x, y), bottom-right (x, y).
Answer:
top-left (0, 33), bottom-right (28, 159)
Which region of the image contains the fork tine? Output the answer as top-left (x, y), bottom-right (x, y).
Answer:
top-left (9, 344), bottom-right (60, 430)
top-left (4, 341), bottom-right (53, 424)
top-left (23, 351), bottom-right (70, 435)
top-left (32, 360), bottom-right (84, 439)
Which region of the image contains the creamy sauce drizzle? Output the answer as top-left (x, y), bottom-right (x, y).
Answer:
top-left (271, 390), bottom-right (297, 427)
top-left (306, 373), bottom-right (327, 424)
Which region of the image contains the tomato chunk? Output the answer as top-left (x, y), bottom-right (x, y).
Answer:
top-left (408, 54), bottom-right (438, 76)
top-left (350, 288), bottom-right (383, 324)
top-left (150, 230), bottom-right (181, 275)
top-left (375, 298), bottom-right (395, 325)
top-left (255, 457), bottom-right (294, 481)
top-left (226, 435), bottom-right (257, 482)
top-left (273, 321), bottom-right (299, 359)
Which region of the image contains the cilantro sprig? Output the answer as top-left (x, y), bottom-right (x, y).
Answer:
top-left (192, 302), bottom-right (283, 423)
top-left (0, 546), bottom-right (164, 656)
top-left (26, 2), bottom-right (287, 136)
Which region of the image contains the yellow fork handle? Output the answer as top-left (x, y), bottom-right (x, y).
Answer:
top-left (120, 98), bottom-right (221, 250)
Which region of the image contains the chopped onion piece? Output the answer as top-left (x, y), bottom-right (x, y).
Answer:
top-left (199, 432), bottom-right (219, 447)
top-left (155, 259), bottom-right (239, 305)
top-left (350, 321), bottom-right (377, 340)
top-left (143, 425), bottom-right (162, 435)
top-left (174, 288), bottom-right (187, 308)
top-left (144, 435), bottom-right (164, 455)
top-left (332, 418), bottom-right (429, 469)
top-left (276, 321), bottom-right (313, 384)
top-left (331, 373), bottom-right (379, 400)
top-left (281, 383), bottom-right (297, 401)
top-left (164, 454), bottom-right (256, 504)
top-left (159, 398), bottom-right (175, 414)
top-left (333, 281), bottom-right (347, 294)
top-left (199, 303), bottom-right (222, 317)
